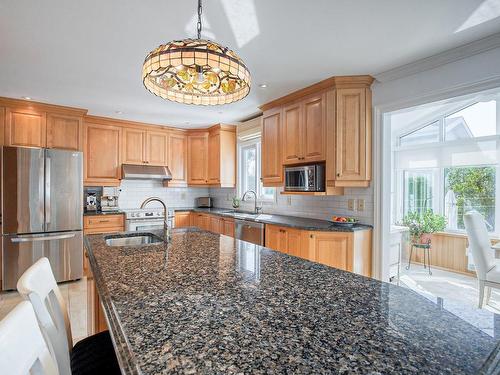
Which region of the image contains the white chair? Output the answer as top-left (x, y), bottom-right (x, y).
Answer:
top-left (464, 211), bottom-right (500, 308)
top-left (17, 257), bottom-right (120, 375)
top-left (0, 301), bottom-right (59, 375)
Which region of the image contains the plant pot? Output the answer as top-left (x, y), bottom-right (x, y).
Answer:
top-left (419, 233), bottom-right (432, 245)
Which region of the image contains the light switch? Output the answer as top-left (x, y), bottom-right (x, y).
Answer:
top-left (348, 199), bottom-right (355, 211)
top-left (358, 199), bottom-right (365, 211)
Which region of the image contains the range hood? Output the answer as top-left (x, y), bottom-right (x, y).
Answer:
top-left (122, 164), bottom-right (172, 180)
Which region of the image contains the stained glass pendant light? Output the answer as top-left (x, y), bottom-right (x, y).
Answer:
top-left (142, 0), bottom-right (251, 105)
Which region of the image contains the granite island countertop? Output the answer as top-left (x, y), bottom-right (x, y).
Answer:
top-left (173, 207), bottom-right (372, 232)
top-left (84, 228), bottom-right (500, 374)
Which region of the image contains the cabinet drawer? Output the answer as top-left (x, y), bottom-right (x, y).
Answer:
top-left (84, 214), bottom-right (124, 230)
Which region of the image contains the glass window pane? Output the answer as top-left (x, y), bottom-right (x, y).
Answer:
top-left (444, 166), bottom-right (496, 231)
top-left (242, 145), bottom-right (256, 193)
top-left (403, 170), bottom-right (434, 215)
top-left (445, 101), bottom-right (497, 140)
top-left (400, 121), bottom-right (440, 146)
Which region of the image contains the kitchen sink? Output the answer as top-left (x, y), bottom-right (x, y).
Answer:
top-left (105, 233), bottom-right (163, 247)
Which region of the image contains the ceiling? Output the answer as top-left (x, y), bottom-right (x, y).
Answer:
top-left (1, 0), bottom-right (500, 128)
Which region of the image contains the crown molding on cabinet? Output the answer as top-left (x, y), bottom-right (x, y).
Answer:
top-left (374, 32), bottom-right (500, 83)
top-left (0, 97), bottom-right (88, 116)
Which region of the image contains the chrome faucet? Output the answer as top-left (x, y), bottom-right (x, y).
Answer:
top-left (140, 197), bottom-right (169, 239)
top-left (242, 190), bottom-right (261, 214)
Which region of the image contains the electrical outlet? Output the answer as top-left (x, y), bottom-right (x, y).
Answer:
top-left (348, 199), bottom-right (355, 211)
top-left (287, 196), bottom-right (292, 206)
top-left (357, 199), bottom-right (365, 211)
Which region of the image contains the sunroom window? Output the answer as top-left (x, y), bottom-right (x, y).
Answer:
top-left (399, 121), bottom-right (440, 146)
top-left (444, 101), bottom-right (497, 140)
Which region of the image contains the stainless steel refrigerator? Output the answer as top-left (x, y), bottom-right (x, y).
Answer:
top-left (1, 146), bottom-right (83, 290)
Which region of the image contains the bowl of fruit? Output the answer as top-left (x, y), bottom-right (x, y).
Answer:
top-left (331, 216), bottom-right (358, 227)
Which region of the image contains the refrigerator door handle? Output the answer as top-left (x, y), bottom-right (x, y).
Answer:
top-left (45, 154), bottom-right (51, 230)
top-left (11, 233), bottom-right (76, 243)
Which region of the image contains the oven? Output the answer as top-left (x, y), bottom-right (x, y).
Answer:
top-left (124, 208), bottom-right (175, 231)
top-left (284, 164), bottom-right (325, 192)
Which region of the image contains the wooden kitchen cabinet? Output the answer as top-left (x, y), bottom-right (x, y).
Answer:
top-left (210, 215), bottom-right (223, 233)
top-left (87, 268), bottom-right (107, 335)
top-left (174, 211), bottom-right (191, 228)
top-left (83, 214), bottom-right (125, 234)
top-left (122, 127), bottom-right (168, 166)
top-left (333, 88), bottom-right (371, 187)
top-left (166, 132), bottom-right (188, 187)
top-left (282, 94), bottom-right (326, 165)
top-left (187, 131), bottom-right (209, 185)
top-left (265, 223), bottom-right (372, 277)
top-left (208, 125), bottom-right (236, 187)
top-left (46, 113), bottom-right (82, 150)
top-left (191, 212), bottom-right (210, 231)
top-left (261, 107), bottom-right (283, 186)
top-left (84, 121), bottom-right (122, 186)
top-left (4, 107), bottom-right (46, 148)
top-left (221, 218), bottom-right (235, 237)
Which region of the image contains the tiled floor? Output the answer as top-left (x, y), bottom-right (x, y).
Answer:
top-left (0, 277), bottom-right (88, 343)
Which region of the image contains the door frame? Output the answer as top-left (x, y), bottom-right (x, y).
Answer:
top-left (372, 76), bottom-right (500, 281)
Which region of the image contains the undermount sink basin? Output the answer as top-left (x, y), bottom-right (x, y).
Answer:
top-left (233, 212), bottom-right (259, 220)
top-left (105, 233), bottom-right (163, 247)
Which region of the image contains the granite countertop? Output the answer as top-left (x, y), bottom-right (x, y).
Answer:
top-left (83, 210), bottom-right (124, 216)
top-left (173, 207), bottom-right (372, 232)
top-left (85, 228), bottom-right (500, 374)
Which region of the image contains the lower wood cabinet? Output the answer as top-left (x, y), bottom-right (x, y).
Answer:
top-left (265, 224), bottom-right (371, 277)
top-left (174, 211), bottom-right (191, 228)
top-left (87, 269), bottom-right (107, 335)
top-left (221, 218), bottom-right (235, 237)
top-left (191, 212), bottom-right (210, 231)
top-left (175, 211), bottom-right (235, 237)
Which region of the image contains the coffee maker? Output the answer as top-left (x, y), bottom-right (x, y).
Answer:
top-left (84, 187), bottom-right (101, 212)
top-left (101, 187), bottom-right (120, 212)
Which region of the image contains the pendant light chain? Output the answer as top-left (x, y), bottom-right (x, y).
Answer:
top-left (197, 0), bottom-right (203, 39)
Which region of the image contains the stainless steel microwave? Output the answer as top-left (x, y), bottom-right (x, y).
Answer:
top-left (284, 164), bottom-right (325, 192)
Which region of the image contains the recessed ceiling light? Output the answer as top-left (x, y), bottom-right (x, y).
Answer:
top-left (184, 121), bottom-right (190, 125)
top-left (115, 111), bottom-right (123, 114)
top-left (21, 96), bottom-right (32, 100)
top-left (259, 84), bottom-right (267, 88)
top-left (218, 111), bottom-right (223, 114)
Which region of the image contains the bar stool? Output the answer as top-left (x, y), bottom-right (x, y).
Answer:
top-left (0, 301), bottom-right (58, 375)
top-left (406, 241), bottom-right (432, 275)
top-left (17, 257), bottom-right (121, 375)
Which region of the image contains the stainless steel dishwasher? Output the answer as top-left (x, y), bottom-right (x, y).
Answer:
top-left (234, 219), bottom-right (265, 246)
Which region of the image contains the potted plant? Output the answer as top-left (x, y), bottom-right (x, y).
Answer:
top-left (402, 210), bottom-right (446, 244)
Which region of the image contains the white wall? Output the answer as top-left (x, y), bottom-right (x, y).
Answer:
top-left (210, 187), bottom-right (374, 225)
top-left (118, 180), bottom-right (209, 209)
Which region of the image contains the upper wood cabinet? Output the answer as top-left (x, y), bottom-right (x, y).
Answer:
top-left (167, 132), bottom-right (188, 187)
top-left (187, 131), bottom-right (209, 185)
top-left (261, 108), bottom-right (283, 186)
top-left (84, 121), bottom-right (121, 186)
top-left (282, 94), bottom-right (326, 165)
top-left (4, 107), bottom-right (46, 148)
top-left (122, 127), bottom-right (168, 166)
top-left (47, 113), bottom-right (82, 151)
top-left (332, 88), bottom-right (371, 187)
top-left (208, 125), bottom-right (236, 187)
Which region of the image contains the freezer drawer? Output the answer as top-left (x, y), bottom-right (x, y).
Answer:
top-left (2, 231), bottom-right (83, 290)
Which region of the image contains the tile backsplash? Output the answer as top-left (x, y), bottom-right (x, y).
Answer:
top-left (209, 187), bottom-right (374, 225)
top-left (118, 180), bottom-right (209, 209)
top-left (117, 180), bottom-right (373, 225)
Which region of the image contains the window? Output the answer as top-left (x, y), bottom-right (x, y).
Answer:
top-left (238, 138), bottom-right (275, 202)
top-left (403, 170), bottom-right (434, 216)
top-left (445, 101), bottom-right (497, 140)
top-left (444, 166), bottom-right (496, 231)
top-left (400, 121), bottom-right (440, 147)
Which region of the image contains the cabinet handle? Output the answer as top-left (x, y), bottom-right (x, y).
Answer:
top-left (98, 220), bottom-right (110, 223)
top-left (336, 173), bottom-right (341, 177)
top-left (310, 234), bottom-right (314, 238)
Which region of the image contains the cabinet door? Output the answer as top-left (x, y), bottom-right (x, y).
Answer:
top-left (302, 94), bottom-right (326, 162)
top-left (167, 132), bottom-right (188, 186)
top-left (282, 103), bottom-right (302, 165)
top-left (122, 128), bottom-right (145, 165)
top-left (174, 212), bottom-right (191, 228)
top-left (335, 88), bottom-right (370, 184)
top-left (146, 130), bottom-right (168, 166)
top-left (187, 133), bottom-right (208, 185)
top-left (208, 131), bottom-right (220, 184)
top-left (209, 215), bottom-right (222, 234)
top-left (222, 219), bottom-right (235, 237)
top-left (5, 108), bottom-right (46, 147)
top-left (265, 225), bottom-right (288, 253)
top-left (47, 113), bottom-right (82, 150)
top-left (84, 123), bottom-right (121, 185)
top-left (200, 214), bottom-right (210, 231)
top-left (311, 232), bottom-right (351, 271)
top-left (261, 108), bottom-right (283, 186)
top-left (287, 228), bottom-right (306, 258)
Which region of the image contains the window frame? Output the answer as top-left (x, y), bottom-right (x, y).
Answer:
top-left (237, 137), bottom-right (276, 203)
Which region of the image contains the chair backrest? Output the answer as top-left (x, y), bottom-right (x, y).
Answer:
top-left (17, 257), bottom-right (72, 375)
top-left (464, 211), bottom-right (495, 278)
top-left (0, 301), bottom-right (59, 375)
